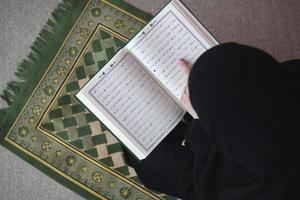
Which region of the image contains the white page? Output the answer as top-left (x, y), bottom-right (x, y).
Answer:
top-left (77, 50), bottom-right (185, 157)
top-left (127, 0), bottom-right (217, 101)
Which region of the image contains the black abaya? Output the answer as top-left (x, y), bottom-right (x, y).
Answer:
top-left (123, 43), bottom-right (300, 200)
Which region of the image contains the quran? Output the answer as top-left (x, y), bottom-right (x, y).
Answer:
top-left (76, 0), bottom-right (218, 160)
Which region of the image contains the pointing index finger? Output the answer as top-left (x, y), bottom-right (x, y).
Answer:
top-left (178, 59), bottom-right (191, 74)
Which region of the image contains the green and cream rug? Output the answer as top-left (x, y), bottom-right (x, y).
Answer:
top-left (0, 0), bottom-right (175, 199)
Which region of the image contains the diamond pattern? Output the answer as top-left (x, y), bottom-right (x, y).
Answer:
top-left (41, 27), bottom-right (137, 179)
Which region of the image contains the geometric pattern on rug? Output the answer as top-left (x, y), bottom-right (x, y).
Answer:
top-left (41, 28), bottom-right (138, 179)
top-left (2, 0), bottom-right (175, 199)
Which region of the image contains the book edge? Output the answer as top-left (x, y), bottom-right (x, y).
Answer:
top-left (75, 91), bottom-right (147, 160)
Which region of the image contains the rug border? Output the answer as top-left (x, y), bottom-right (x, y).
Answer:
top-left (0, 0), bottom-right (152, 140)
top-left (0, 0), bottom-right (89, 140)
top-left (0, 0), bottom-right (159, 199)
top-left (2, 138), bottom-right (105, 200)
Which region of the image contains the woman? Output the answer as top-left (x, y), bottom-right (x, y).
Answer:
top-left (123, 43), bottom-right (300, 199)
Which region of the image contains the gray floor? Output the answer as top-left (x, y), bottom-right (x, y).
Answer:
top-left (0, 0), bottom-right (299, 199)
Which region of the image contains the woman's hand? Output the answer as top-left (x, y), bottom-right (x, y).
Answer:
top-left (178, 59), bottom-right (199, 119)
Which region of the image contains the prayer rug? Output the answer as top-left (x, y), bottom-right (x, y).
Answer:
top-left (0, 0), bottom-right (176, 199)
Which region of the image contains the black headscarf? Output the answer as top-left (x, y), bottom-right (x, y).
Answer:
top-left (188, 42), bottom-right (300, 177)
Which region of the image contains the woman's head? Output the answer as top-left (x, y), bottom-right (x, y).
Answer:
top-left (188, 42), bottom-right (284, 121)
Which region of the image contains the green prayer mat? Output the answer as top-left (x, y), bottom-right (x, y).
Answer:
top-left (0, 0), bottom-right (176, 199)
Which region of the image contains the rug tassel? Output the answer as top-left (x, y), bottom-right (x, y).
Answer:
top-left (0, 107), bottom-right (9, 142)
top-left (0, 108), bottom-right (8, 121)
top-left (0, 0), bottom-right (78, 125)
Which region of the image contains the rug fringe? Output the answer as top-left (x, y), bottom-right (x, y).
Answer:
top-left (0, 108), bottom-right (9, 142)
top-left (0, 0), bottom-right (79, 134)
top-left (0, 108), bottom-right (8, 123)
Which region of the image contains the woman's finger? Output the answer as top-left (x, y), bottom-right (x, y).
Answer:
top-left (183, 85), bottom-right (187, 95)
top-left (182, 84), bottom-right (190, 97)
top-left (178, 59), bottom-right (191, 74)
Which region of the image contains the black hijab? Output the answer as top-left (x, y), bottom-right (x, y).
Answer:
top-left (188, 42), bottom-right (300, 177)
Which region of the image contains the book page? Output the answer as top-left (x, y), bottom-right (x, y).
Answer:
top-left (77, 50), bottom-right (185, 157)
top-left (126, 1), bottom-right (217, 101)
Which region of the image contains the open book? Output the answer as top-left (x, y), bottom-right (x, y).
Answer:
top-left (76, 0), bottom-right (218, 160)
